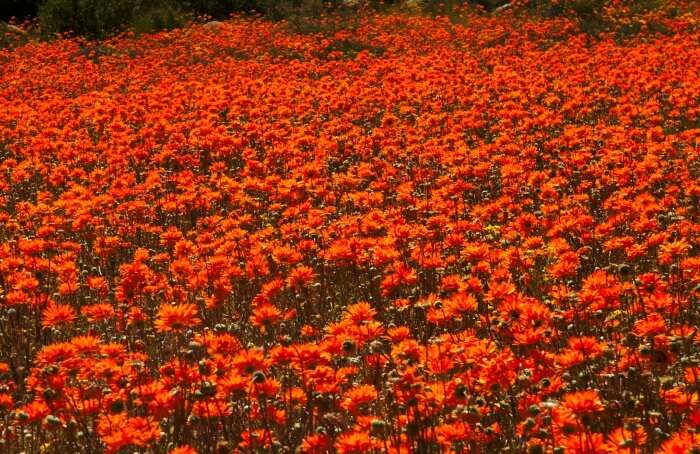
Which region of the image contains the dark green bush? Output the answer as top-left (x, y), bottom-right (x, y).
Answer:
top-left (130, 2), bottom-right (187, 34)
top-left (526, 0), bottom-right (669, 34)
top-left (180, 0), bottom-right (261, 17)
top-left (38, 0), bottom-right (185, 38)
top-left (39, 0), bottom-right (134, 37)
top-left (36, 0), bottom-right (346, 38)
top-left (261, 0), bottom-right (348, 21)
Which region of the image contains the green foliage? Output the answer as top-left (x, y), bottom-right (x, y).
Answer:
top-left (131, 2), bottom-right (187, 34)
top-left (36, 0), bottom-right (351, 38)
top-left (163, 0), bottom-right (350, 20)
top-left (277, 1), bottom-right (361, 35)
top-left (527, 0), bottom-right (670, 35)
top-left (39, 0), bottom-right (133, 37)
top-left (32, 0), bottom-right (675, 40)
top-left (262, 0), bottom-right (348, 21)
top-left (180, 0), bottom-right (261, 17)
top-left (38, 0), bottom-right (185, 38)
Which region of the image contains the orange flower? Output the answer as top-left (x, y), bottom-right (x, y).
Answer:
top-left (250, 304), bottom-right (282, 330)
top-left (287, 265), bottom-right (316, 289)
top-left (606, 426), bottom-right (647, 452)
top-left (343, 302), bottom-right (377, 324)
top-left (562, 390), bottom-right (605, 415)
top-left (335, 431), bottom-right (379, 454)
top-left (300, 433), bottom-right (331, 453)
top-left (41, 302), bottom-right (77, 328)
top-left (169, 446), bottom-right (198, 454)
top-left (0, 393), bottom-right (13, 409)
top-left (97, 413), bottom-right (161, 454)
top-left (444, 292), bottom-right (478, 317)
top-left (155, 303), bottom-right (201, 333)
top-left (340, 385), bottom-right (378, 414)
top-left (658, 431), bottom-right (700, 454)
top-left (2, 6), bottom-right (700, 452)
top-left (659, 239), bottom-right (691, 265)
top-left (80, 303), bottom-right (116, 322)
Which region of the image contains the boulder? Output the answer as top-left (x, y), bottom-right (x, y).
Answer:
top-left (2, 23), bottom-right (26, 35)
top-left (203, 21), bottom-right (224, 32)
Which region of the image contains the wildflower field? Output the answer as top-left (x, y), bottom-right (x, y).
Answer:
top-left (1, 6), bottom-right (700, 454)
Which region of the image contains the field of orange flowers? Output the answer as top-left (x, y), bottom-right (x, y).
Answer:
top-left (1, 7), bottom-right (700, 454)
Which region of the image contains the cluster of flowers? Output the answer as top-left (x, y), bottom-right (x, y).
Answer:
top-left (1, 6), bottom-right (700, 454)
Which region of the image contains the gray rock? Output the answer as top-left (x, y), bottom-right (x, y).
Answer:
top-left (3, 23), bottom-right (26, 35)
top-left (203, 21), bottom-right (224, 32)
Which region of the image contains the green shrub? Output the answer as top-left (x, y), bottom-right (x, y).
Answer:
top-left (275, 1), bottom-right (364, 35)
top-left (261, 0), bottom-right (348, 21)
top-left (38, 0), bottom-right (185, 38)
top-left (180, 0), bottom-right (261, 17)
top-left (130, 2), bottom-right (187, 34)
top-left (176, 0), bottom-right (349, 20)
top-left (36, 0), bottom-right (346, 38)
top-left (39, 0), bottom-right (133, 37)
top-left (525, 0), bottom-right (670, 35)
